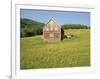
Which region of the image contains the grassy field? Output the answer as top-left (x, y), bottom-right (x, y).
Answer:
top-left (20, 29), bottom-right (90, 69)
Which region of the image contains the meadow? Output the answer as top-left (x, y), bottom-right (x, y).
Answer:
top-left (20, 29), bottom-right (90, 69)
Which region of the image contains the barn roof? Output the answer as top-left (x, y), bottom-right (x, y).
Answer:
top-left (44, 18), bottom-right (61, 28)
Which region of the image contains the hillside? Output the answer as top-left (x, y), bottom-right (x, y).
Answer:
top-left (20, 18), bottom-right (45, 37)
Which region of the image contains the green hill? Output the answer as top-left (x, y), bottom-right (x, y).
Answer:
top-left (20, 18), bottom-right (45, 37)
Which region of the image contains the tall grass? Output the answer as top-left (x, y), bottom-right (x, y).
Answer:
top-left (20, 29), bottom-right (90, 69)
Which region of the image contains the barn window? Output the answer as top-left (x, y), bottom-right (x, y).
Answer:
top-left (50, 26), bottom-right (53, 31)
top-left (55, 27), bottom-right (58, 31)
top-left (46, 28), bottom-right (49, 31)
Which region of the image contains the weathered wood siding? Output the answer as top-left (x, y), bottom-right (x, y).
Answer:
top-left (43, 19), bottom-right (61, 41)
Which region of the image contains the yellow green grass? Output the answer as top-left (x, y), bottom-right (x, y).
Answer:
top-left (20, 29), bottom-right (90, 69)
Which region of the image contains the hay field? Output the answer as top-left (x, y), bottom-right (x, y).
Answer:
top-left (20, 29), bottom-right (90, 69)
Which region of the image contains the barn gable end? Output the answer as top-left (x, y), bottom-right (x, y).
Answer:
top-left (43, 18), bottom-right (62, 41)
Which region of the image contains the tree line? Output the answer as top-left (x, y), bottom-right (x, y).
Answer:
top-left (61, 24), bottom-right (90, 29)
